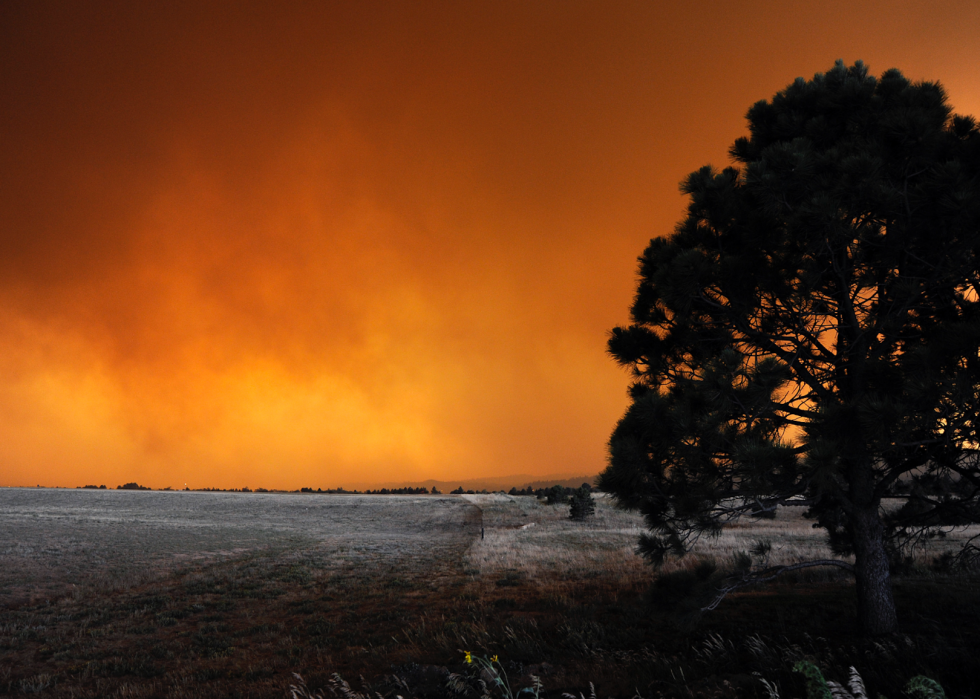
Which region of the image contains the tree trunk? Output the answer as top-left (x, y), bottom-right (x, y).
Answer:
top-left (851, 507), bottom-right (899, 635)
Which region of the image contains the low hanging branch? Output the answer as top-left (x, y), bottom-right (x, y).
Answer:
top-left (701, 559), bottom-right (856, 613)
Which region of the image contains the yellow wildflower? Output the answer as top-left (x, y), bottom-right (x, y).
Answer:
top-left (491, 655), bottom-right (499, 663)
top-left (464, 651), bottom-right (472, 664)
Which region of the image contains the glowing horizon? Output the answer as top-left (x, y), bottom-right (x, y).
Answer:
top-left (2, 1), bottom-right (979, 490)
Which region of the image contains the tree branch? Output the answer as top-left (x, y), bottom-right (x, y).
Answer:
top-left (701, 559), bottom-right (856, 612)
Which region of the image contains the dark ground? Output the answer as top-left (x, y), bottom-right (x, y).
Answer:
top-left (1, 490), bottom-right (978, 698)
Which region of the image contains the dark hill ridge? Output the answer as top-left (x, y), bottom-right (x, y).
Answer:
top-left (48, 474), bottom-right (600, 494)
top-left (384, 474), bottom-right (598, 493)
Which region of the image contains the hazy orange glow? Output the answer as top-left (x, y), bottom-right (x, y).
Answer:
top-left (2, 1), bottom-right (979, 489)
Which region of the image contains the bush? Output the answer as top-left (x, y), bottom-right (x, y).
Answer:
top-left (541, 485), bottom-right (572, 505)
top-left (569, 487), bottom-right (596, 520)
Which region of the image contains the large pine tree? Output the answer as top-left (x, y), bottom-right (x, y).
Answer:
top-left (600, 61), bottom-right (980, 635)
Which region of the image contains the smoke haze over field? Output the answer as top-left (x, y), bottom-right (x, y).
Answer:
top-left (2, 1), bottom-right (979, 489)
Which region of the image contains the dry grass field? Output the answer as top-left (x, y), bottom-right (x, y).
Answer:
top-left (1, 488), bottom-right (978, 698)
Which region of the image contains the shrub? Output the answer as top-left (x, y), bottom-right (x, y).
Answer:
top-left (541, 485), bottom-right (572, 505)
top-left (569, 487), bottom-right (596, 521)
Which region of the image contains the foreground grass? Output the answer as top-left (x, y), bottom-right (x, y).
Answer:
top-left (1, 491), bottom-right (978, 697)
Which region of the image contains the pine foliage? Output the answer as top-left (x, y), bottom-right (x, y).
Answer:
top-left (569, 486), bottom-right (596, 521)
top-left (600, 61), bottom-right (980, 633)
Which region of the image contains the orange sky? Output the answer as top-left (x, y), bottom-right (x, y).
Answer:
top-left (2, 1), bottom-right (979, 490)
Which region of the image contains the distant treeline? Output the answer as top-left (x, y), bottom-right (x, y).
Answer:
top-left (301, 486), bottom-right (439, 495)
top-left (72, 482), bottom-right (599, 496)
top-left (74, 483), bottom-right (149, 490)
top-left (448, 483), bottom-right (594, 501)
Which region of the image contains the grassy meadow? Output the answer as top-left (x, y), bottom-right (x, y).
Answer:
top-left (1, 488), bottom-right (978, 698)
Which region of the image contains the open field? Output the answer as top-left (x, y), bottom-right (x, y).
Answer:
top-left (0, 489), bottom-right (476, 608)
top-left (1, 488), bottom-right (979, 698)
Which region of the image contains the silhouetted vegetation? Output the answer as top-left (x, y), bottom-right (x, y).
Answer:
top-left (602, 60), bottom-right (980, 636)
top-left (363, 487), bottom-right (433, 495)
top-left (569, 486), bottom-right (596, 521)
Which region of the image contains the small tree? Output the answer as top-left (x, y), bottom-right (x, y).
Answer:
top-left (542, 485), bottom-right (571, 505)
top-left (569, 486), bottom-right (597, 521)
top-left (600, 61), bottom-right (980, 635)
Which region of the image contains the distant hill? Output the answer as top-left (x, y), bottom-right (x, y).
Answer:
top-left (374, 473), bottom-right (599, 493)
top-left (517, 476), bottom-right (599, 491)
